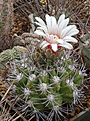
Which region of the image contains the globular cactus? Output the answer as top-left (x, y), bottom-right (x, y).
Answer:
top-left (0, 46), bottom-right (27, 64)
top-left (6, 48), bottom-right (87, 120)
top-left (0, 46), bottom-right (27, 77)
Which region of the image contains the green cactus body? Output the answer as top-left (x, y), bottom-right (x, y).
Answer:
top-left (8, 48), bottom-right (85, 112)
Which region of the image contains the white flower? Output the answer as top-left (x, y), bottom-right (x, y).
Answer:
top-left (34, 14), bottom-right (79, 52)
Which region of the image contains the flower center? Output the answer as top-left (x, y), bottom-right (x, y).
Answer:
top-left (53, 35), bottom-right (59, 42)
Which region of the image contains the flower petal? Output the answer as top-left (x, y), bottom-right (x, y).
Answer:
top-left (61, 25), bottom-right (79, 38)
top-left (46, 14), bottom-right (52, 34)
top-left (50, 16), bottom-right (57, 34)
top-left (42, 43), bottom-right (50, 49)
top-left (58, 18), bottom-right (69, 34)
top-left (37, 26), bottom-right (47, 33)
top-left (35, 22), bottom-right (42, 27)
top-left (63, 36), bottom-right (78, 43)
top-left (58, 14), bottom-right (65, 26)
top-left (56, 39), bottom-right (64, 44)
top-left (51, 44), bottom-right (58, 52)
top-left (40, 41), bottom-right (48, 48)
top-left (35, 17), bottom-right (46, 27)
top-left (45, 34), bottom-right (54, 43)
top-left (35, 21), bottom-right (47, 32)
top-left (59, 42), bottom-right (73, 49)
top-left (34, 30), bottom-right (45, 36)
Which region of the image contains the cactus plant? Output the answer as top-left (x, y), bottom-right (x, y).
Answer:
top-left (6, 47), bottom-right (87, 121)
top-left (0, 0), bottom-right (14, 52)
top-left (0, 46), bottom-right (27, 63)
top-left (4, 14), bottom-right (88, 121)
top-left (0, 46), bottom-right (27, 77)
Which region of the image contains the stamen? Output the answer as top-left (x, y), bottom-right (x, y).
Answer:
top-left (54, 35), bottom-right (59, 41)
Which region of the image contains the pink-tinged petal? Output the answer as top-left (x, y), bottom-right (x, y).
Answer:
top-left (58, 14), bottom-right (65, 26)
top-left (40, 41), bottom-right (48, 48)
top-left (42, 43), bottom-right (50, 49)
top-left (49, 34), bottom-right (54, 42)
top-left (56, 39), bottom-right (64, 44)
top-left (58, 18), bottom-right (69, 33)
top-left (51, 44), bottom-right (58, 52)
top-left (35, 17), bottom-right (46, 27)
top-left (34, 30), bottom-right (46, 36)
top-left (45, 34), bottom-right (54, 43)
top-left (61, 25), bottom-right (79, 38)
top-left (63, 36), bottom-right (78, 43)
top-left (59, 42), bottom-right (73, 49)
top-left (46, 14), bottom-right (52, 34)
